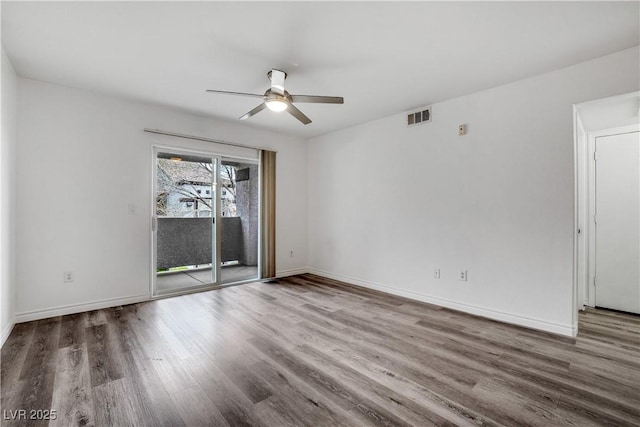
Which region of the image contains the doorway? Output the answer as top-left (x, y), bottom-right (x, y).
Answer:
top-left (152, 148), bottom-right (260, 296)
top-left (574, 91), bottom-right (640, 321)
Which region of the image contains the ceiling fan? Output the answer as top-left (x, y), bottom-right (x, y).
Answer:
top-left (206, 69), bottom-right (344, 125)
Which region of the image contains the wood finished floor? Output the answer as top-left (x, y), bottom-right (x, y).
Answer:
top-left (1, 274), bottom-right (639, 426)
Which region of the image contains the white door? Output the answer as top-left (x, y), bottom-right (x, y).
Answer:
top-left (595, 131), bottom-right (640, 313)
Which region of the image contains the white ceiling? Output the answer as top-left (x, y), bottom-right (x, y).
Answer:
top-left (2, 1), bottom-right (639, 138)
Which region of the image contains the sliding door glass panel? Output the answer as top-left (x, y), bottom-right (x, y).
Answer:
top-left (219, 159), bottom-right (260, 283)
top-left (155, 151), bottom-right (216, 294)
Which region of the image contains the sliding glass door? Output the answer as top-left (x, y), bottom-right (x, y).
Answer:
top-left (153, 148), bottom-right (259, 296)
top-left (154, 150), bottom-right (217, 294)
top-left (219, 159), bottom-right (260, 283)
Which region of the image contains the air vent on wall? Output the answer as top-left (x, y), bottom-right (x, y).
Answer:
top-left (407, 106), bottom-right (431, 126)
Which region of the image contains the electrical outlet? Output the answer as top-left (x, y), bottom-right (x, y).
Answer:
top-left (64, 271), bottom-right (74, 283)
top-left (459, 270), bottom-right (468, 281)
top-left (434, 269), bottom-right (440, 279)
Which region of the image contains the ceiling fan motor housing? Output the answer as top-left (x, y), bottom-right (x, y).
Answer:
top-left (264, 88), bottom-right (291, 102)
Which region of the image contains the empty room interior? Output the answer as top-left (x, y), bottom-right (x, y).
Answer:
top-left (1, 2), bottom-right (639, 426)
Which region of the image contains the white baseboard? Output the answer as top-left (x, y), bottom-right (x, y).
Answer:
top-left (1, 321), bottom-right (15, 348)
top-left (308, 268), bottom-right (576, 337)
top-left (11, 269), bottom-right (577, 337)
top-left (276, 267), bottom-right (309, 278)
top-left (15, 294), bottom-right (150, 323)
top-left (13, 270), bottom-right (306, 324)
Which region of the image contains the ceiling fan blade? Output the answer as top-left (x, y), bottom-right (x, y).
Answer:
top-left (239, 103), bottom-right (267, 120)
top-left (206, 89), bottom-right (264, 98)
top-left (270, 69), bottom-right (286, 95)
top-left (286, 103), bottom-right (312, 125)
top-left (290, 95), bottom-right (344, 104)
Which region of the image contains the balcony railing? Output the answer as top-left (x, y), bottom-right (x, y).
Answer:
top-left (157, 217), bottom-right (255, 270)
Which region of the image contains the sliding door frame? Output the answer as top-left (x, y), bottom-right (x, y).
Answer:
top-left (150, 144), bottom-right (261, 298)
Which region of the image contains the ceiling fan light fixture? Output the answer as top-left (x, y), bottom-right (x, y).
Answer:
top-left (266, 99), bottom-right (288, 112)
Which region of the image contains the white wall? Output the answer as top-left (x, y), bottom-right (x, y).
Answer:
top-left (15, 78), bottom-right (307, 320)
top-left (307, 47), bottom-right (640, 336)
top-left (1, 47), bottom-right (18, 344)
